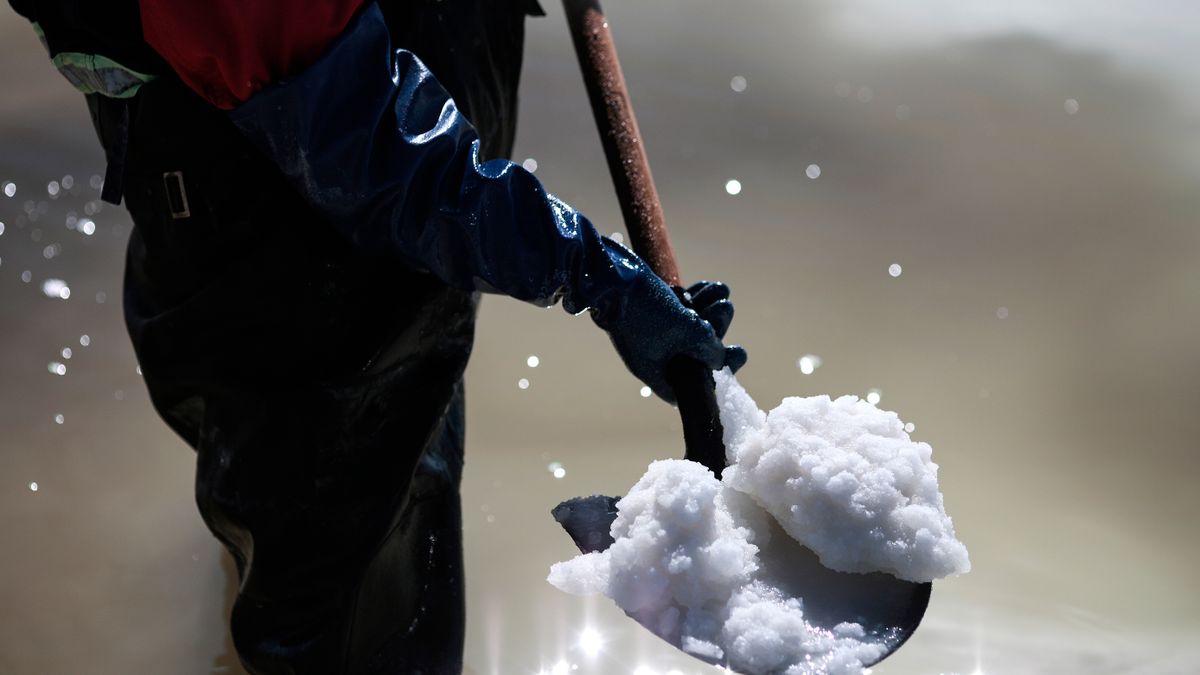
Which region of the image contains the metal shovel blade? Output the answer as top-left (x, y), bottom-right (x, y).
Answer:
top-left (551, 494), bottom-right (931, 672)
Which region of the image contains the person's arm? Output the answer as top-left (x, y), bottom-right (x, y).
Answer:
top-left (144, 1), bottom-right (745, 400)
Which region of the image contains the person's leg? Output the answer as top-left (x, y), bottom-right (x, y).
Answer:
top-left (192, 382), bottom-right (467, 675)
top-left (351, 387), bottom-right (467, 674)
top-left (106, 77), bottom-right (479, 673)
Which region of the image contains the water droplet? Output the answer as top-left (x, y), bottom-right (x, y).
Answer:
top-left (42, 243), bottom-right (61, 259)
top-left (62, 347), bottom-right (72, 359)
top-left (518, 377), bottom-right (530, 390)
top-left (611, 231), bottom-right (625, 244)
top-left (857, 86), bottom-right (874, 103)
top-left (89, 175), bottom-right (103, 190)
top-left (888, 263), bottom-right (903, 278)
top-left (806, 164), bottom-right (821, 180)
top-left (61, 175), bottom-right (74, 190)
top-left (548, 461), bottom-right (567, 479)
top-left (54, 414), bottom-right (64, 425)
top-left (522, 157), bottom-right (538, 172)
top-left (79, 219), bottom-right (95, 236)
top-left (79, 334), bottom-right (91, 347)
top-left (47, 181), bottom-right (60, 197)
top-left (114, 390), bottom-right (125, 401)
top-left (20, 270), bottom-right (32, 283)
top-left (725, 179), bottom-right (742, 195)
top-left (996, 306), bottom-right (1009, 319)
top-left (0, 221), bottom-right (5, 236)
top-left (47, 362), bottom-right (66, 376)
top-left (95, 291), bottom-right (107, 304)
top-left (3, 182), bottom-right (15, 198)
top-left (527, 355), bottom-right (540, 368)
top-left (904, 422), bottom-right (916, 433)
top-left (797, 354), bottom-right (822, 375)
top-left (136, 365), bottom-right (143, 376)
top-left (1064, 98), bottom-right (1079, 115)
top-left (640, 386), bottom-right (652, 398)
top-left (41, 278), bottom-right (70, 299)
top-left (730, 75), bottom-right (747, 93)
top-left (29, 482), bottom-right (39, 492)
top-left (866, 389), bottom-right (882, 405)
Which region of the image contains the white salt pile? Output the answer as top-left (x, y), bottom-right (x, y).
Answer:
top-left (548, 371), bottom-right (968, 675)
top-left (716, 370), bottom-right (970, 582)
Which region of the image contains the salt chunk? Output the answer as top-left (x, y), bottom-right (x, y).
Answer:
top-left (714, 370), bottom-right (767, 463)
top-left (723, 582), bottom-right (885, 675)
top-left (547, 551), bottom-right (609, 596)
top-left (716, 370), bottom-right (969, 582)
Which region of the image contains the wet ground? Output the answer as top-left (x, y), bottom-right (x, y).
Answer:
top-left (2, 2), bottom-right (1198, 673)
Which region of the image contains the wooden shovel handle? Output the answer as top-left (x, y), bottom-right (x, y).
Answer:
top-left (563, 0), bottom-right (727, 476)
top-left (562, 0), bottom-right (680, 286)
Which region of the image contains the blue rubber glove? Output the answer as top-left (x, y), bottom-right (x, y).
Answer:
top-left (228, 3), bottom-right (745, 401)
top-left (595, 273), bottom-right (747, 402)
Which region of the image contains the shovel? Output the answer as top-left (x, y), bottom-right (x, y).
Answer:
top-left (552, 0), bottom-right (932, 670)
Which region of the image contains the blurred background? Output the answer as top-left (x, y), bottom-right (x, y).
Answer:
top-left (2, 1), bottom-right (1198, 673)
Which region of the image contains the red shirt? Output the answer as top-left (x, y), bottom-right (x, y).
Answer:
top-left (139, 0), bottom-right (365, 109)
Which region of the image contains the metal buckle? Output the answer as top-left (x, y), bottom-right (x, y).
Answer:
top-left (162, 170), bottom-right (191, 219)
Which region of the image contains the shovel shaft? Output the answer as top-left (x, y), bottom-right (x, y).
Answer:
top-left (561, 0), bottom-right (680, 286)
top-left (563, 0), bottom-right (726, 476)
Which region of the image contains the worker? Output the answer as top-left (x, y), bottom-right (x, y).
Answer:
top-left (6, 1), bottom-right (746, 672)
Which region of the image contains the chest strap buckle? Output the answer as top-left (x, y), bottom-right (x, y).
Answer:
top-left (162, 171), bottom-right (191, 219)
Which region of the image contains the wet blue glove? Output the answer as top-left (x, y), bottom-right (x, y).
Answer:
top-left (596, 273), bottom-right (747, 402)
top-left (229, 3), bottom-right (744, 401)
